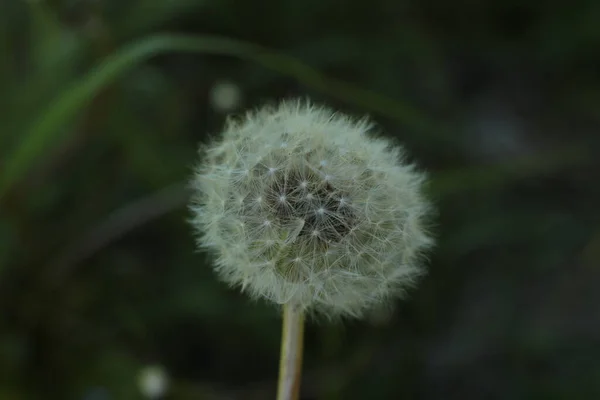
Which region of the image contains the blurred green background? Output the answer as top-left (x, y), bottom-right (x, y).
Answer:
top-left (1, 0), bottom-right (599, 399)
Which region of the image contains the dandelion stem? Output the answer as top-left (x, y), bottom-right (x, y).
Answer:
top-left (276, 303), bottom-right (305, 400)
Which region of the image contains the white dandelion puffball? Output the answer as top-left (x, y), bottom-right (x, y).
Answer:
top-left (190, 99), bottom-right (434, 318)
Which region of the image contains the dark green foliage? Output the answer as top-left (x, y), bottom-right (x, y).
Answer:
top-left (1, 0), bottom-right (599, 399)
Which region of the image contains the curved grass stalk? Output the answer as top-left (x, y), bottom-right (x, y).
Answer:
top-left (0, 34), bottom-right (429, 199)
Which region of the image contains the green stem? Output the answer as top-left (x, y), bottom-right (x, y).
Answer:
top-left (277, 303), bottom-right (305, 400)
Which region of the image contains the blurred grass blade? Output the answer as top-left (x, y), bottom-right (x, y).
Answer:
top-left (0, 34), bottom-right (432, 199)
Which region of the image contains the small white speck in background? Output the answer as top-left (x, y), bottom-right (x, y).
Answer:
top-left (209, 80), bottom-right (242, 112)
top-left (137, 365), bottom-right (169, 399)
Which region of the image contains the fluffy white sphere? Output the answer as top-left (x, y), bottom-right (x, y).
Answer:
top-left (191, 99), bottom-right (433, 318)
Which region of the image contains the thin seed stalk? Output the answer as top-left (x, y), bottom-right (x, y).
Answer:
top-left (276, 303), bottom-right (305, 400)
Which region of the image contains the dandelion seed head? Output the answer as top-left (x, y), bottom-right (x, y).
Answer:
top-left (190, 99), bottom-right (434, 318)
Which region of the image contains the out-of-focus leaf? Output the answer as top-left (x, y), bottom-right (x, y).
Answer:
top-left (430, 144), bottom-right (591, 197)
top-left (74, 350), bottom-right (142, 400)
top-left (111, 0), bottom-right (209, 37)
top-left (0, 220), bottom-right (15, 276)
top-left (0, 33), bottom-right (437, 199)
